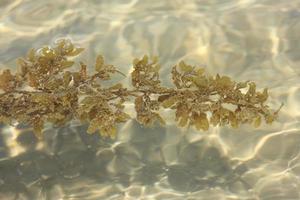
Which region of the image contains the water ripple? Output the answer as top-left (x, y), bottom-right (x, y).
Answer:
top-left (0, 0), bottom-right (300, 199)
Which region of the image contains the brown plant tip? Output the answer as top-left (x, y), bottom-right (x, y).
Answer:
top-left (0, 39), bottom-right (282, 139)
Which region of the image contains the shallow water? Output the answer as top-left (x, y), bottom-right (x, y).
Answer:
top-left (0, 0), bottom-right (300, 199)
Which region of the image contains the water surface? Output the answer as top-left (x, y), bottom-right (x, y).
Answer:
top-left (0, 0), bottom-right (300, 199)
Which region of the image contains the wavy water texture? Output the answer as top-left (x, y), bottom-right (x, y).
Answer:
top-left (0, 0), bottom-right (300, 200)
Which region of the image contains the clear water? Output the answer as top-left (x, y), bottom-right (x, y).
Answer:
top-left (0, 0), bottom-right (300, 199)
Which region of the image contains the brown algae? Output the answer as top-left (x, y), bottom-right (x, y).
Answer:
top-left (0, 39), bottom-right (282, 139)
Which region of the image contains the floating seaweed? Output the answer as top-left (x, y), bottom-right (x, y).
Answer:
top-left (0, 39), bottom-right (282, 139)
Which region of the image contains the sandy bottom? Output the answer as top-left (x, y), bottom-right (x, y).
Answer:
top-left (0, 0), bottom-right (300, 199)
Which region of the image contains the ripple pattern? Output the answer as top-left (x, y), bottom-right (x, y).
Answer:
top-left (0, 0), bottom-right (300, 199)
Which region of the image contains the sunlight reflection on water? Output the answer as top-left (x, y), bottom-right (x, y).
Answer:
top-left (0, 0), bottom-right (300, 199)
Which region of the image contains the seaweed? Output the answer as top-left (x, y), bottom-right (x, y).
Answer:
top-left (0, 39), bottom-right (282, 138)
